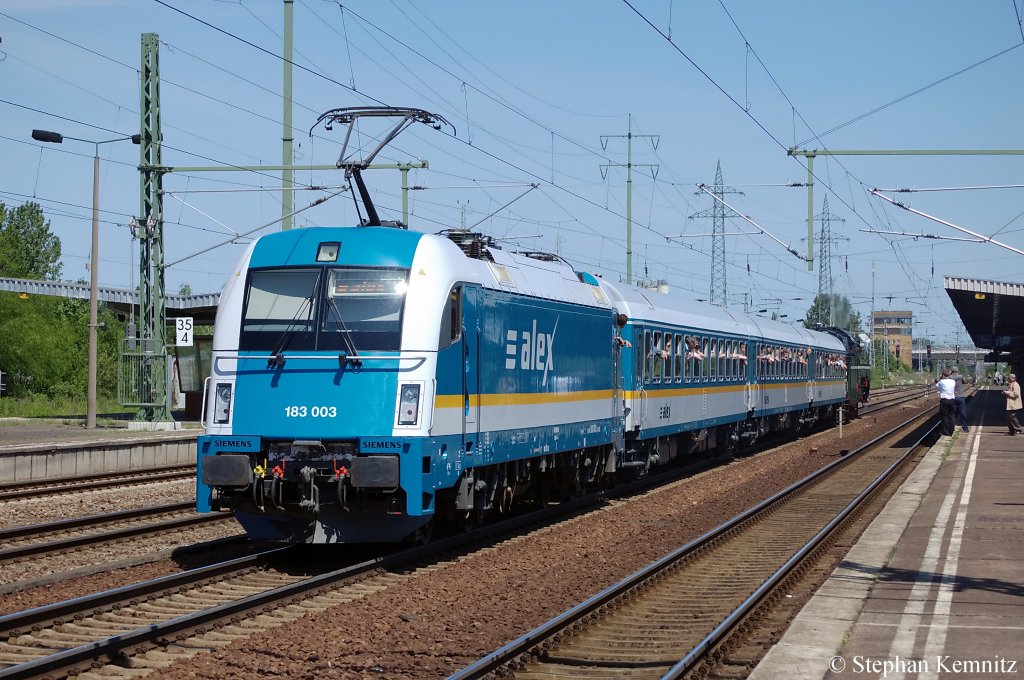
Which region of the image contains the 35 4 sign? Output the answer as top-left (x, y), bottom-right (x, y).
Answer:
top-left (175, 317), bottom-right (194, 347)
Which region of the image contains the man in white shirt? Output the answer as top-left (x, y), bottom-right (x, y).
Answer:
top-left (935, 370), bottom-right (956, 436)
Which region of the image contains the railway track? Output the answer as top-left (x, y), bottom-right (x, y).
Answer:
top-left (0, 466), bottom-right (195, 502)
top-left (0, 394), bottom-right (939, 679)
top-left (0, 503), bottom-right (233, 564)
top-left (450, 405), bottom-right (940, 679)
top-left (858, 383), bottom-right (929, 414)
top-left (0, 450), bottom-right (744, 679)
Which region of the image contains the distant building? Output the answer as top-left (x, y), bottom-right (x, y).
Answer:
top-left (871, 310), bottom-right (913, 368)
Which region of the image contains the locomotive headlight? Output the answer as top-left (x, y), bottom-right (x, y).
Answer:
top-left (213, 382), bottom-right (233, 425)
top-left (397, 383), bottom-right (421, 426)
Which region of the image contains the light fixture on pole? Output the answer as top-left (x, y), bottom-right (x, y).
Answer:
top-left (31, 129), bottom-right (140, 429)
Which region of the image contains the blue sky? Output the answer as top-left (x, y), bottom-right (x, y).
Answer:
top-left (2, 0), bottom-right (1023, 347)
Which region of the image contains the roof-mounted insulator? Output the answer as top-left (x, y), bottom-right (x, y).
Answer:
top-left (440, 229), bottom-right (498, 261)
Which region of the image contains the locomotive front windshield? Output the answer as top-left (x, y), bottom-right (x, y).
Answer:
top-left (239, 266), bottom-right (408, 352)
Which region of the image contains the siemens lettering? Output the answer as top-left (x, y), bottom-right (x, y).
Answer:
top-left (211, 437), bottom-right (260, 452)
top-left (360, 439), bottom-right (404, 451)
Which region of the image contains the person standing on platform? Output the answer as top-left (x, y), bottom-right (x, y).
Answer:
top-left (950, 367), bottom-right (968, 432)
top-left (1002, 373), bottom-right (1024, 436)
top-left (935, 370), bottom-right (957, 436)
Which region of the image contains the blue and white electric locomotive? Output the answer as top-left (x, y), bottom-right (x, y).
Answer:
top-left (197, 227), bottom-right (623, 542)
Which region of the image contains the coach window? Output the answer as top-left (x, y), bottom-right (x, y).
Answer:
top-left (673, 334), bottom-right (683, 383)
top-left (438, 286), bottom-right (462, 349)
top-left (684, 336), bottom-right (693, 383)
top-left (652, 331), bottom-right (664, 383)
top-left (718, 339), bottom-right (726, 380)
top-left (729, 341), bottom-right (736, 379)
top-left (709, 338), bottom-right (718, 381)
top-left (642, 330), bottom-right (652, 384)
top-left (700, 337), bottom-right (709, 382)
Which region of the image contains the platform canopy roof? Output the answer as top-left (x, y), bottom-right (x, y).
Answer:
top-left (944, 276), bottom-right (1024, 357)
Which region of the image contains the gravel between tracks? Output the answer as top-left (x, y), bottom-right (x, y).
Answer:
top-left (0, 479), bottom-right (244, 612)
top-left (0, 479), bottom-right (196, 530)
top-left (138, 400), bottom-right (934, 680)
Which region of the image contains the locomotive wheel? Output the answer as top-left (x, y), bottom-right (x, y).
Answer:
top-left (717, 424), bottom-right (738, 458)
top-left (461, 509), bottom-right (483, 533)
top-left (406, 519), bottom-right (434, 546)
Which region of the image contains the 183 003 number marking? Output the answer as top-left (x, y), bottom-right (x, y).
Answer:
top-left (284, 406), bottom-right (337, 418)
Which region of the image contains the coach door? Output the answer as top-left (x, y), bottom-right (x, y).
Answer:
top-left (611, 326), bottom-right (625, 454)
top-left (625, 326), bottom-right (648, 432)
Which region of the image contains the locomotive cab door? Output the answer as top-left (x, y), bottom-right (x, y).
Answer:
top-left (460, 286), bottom-right (481, 448)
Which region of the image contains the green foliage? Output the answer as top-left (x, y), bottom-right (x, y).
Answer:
top-left (0, 203), bottom-right (125, 402)
top-left (0, 293), bottom-right (77, 398)
top-left (0, 202), bottom-right (63, 280)
top-left (0, 293), bottom-right (125, 400)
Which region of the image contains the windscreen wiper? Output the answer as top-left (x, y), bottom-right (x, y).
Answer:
top-left (325, 295), bottom-right (362, 368)
top-left (267, 271), bottom-right (322, 368)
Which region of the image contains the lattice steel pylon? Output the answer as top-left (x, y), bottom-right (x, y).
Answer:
top-left (126, 32), bottom-right (169, 422)
top-left (690, 162), bottom-right (741, 307)
top-left (815, 195), bottom-right (847, 326)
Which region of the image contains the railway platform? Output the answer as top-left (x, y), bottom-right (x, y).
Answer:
top-left (0, 418), bottom-right (199, 482)
top-left (751, 387), bottom-right (1024, 679)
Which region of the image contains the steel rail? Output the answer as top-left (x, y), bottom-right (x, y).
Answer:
top-left (0, 549), bottom-right (289, 640)
top-left (0, 392), bottom-right (941, 679)
top-left (0, 502), bottom-right (198, 541)
top-left (663, 419), bottom-right (938, 677)
top-left (0, 506), bottom-right (230, 562)
top-left (0, 461), bottom-right (707, 680)
top-left (0, 466), bottom-right (195, 502)
top-left (448, 403), bottom-right (939, 679)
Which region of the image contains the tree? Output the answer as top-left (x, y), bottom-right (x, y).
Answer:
top-left (0, 203), bottom-right (124, 401)
top-left (803, 293), bottom-right (861, 333)
top-left (0, 202), bottom-right (63, 280)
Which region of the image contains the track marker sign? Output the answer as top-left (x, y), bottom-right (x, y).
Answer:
top-left (175, 317), bottom-right (194, 347)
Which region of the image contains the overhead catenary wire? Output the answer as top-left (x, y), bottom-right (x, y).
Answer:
top-left (163, 189), bottom-right (348, 269)
top-left (868, 190), bottom-right (1024, 257)
top-left (695, 184), bottom-right (806, 261)
top-left (143, 0), bottom-right (819, 308)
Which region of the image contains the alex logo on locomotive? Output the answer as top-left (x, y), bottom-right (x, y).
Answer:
top-left (504, 318), bottom-right (559, 385)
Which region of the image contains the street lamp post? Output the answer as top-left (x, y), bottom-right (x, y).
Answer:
top-left (31, 129), bottom-right (140, 429)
